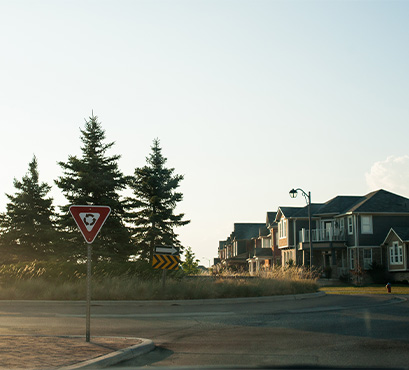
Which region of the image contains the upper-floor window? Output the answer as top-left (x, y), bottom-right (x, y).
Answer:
top-left (361, 215), bottom-right (373, 234)
top-left (390, 242), bottom-right (403, 265)
top-left (279, 219), bottom-right (287, 239)
top-left (262, 237), bottom-right (270, 248)
top-left (339, 218), bottom-right (344, 232)
top-left (347, 216), bottom-right (353, 235)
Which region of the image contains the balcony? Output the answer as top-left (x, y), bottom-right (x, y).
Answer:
top-left (299, 227), bottom-right (345, 243)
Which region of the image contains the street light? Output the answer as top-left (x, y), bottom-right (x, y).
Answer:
top-left (289, 188), bottom-right (313, 268)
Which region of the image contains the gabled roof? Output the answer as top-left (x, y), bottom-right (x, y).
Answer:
top-left (348, 189), bottom-right (409, 213)
top-left (259, 226), bottom-right (269, 237)
top-left (315, 196), bottom-right (364, 216)
top-left (266, 211), bottom-right (277, 226)
top-left (384, 227), bottom-right (409, 244)
top-left (232, 223), bottom-right (266, 240)
top-left (276, 204), bottom-right (324, 220)
top-left (280, 189), bottom-right (409, 218)
top-left (277, 206), bottom-right (304, 219)
top-left (219, 240), bottom-right (227, 250)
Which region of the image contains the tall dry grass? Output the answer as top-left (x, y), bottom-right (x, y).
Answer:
top-left (0, 264), bottom-right (318, 300)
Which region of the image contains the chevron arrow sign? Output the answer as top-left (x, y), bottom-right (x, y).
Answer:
top-left (152, 254), bottom-right (180, 270)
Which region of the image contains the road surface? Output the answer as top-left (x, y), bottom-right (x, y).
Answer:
top-left (0, 294), bottom-right (408, 368)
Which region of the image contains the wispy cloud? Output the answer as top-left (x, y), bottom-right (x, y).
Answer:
top-left (366, 155), bottom-right (409, 196)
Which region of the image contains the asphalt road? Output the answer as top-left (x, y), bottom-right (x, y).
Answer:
top-left (0, 294), bottom-right (408, 369)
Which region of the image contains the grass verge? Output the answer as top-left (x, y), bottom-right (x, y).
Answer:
top-left (0, 276), bottom-right (319, 300)
top-left (321, 285), bottom-right (409, 295)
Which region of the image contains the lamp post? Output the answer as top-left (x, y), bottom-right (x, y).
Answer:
top-left (289, 188), bottom-right (313, 268)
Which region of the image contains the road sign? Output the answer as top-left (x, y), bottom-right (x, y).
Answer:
top-left (152, 254), bottom-right (180, 270)
top-left (154, 245), bottom-right (180, 255)
top-left (69, 205), bottom-right (111, 244)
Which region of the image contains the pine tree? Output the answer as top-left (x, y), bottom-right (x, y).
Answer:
top-left (55, 114), bottom-right (132, 262)
top-left (128, 139), bottom-right (190, 262)
top-left (0, 156), bottom-right (57, 262)
top-left (181, 246), bottom-right (200, 275)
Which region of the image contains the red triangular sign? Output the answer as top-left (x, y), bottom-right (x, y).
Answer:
top-left (69, 205), bottom-right (111, 244)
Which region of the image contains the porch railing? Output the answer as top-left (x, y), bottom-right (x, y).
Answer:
top-left (299, 227), bottom-right (345, 243)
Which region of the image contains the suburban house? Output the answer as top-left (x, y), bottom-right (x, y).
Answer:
top-left (218, 213), bottom-right (280, 274)
top-left (217, 189), bottom-right (409, 281)
top-left (277, 189), bottom-right (409, 279)
top-left (218, 223), bottom-right (265, 270)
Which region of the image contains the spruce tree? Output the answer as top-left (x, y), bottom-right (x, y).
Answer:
top-left (55, 114), bottom-right (132, 262)
top-left (128, 139), bottom-right (190, 262)
top-left (0, 156), bottom-right (57, 262)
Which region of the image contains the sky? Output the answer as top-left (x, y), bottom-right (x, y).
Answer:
top-left (1, 0), bottom-right (409, 266)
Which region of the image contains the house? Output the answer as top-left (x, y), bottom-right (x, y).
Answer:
top-left (218, 223), bottom-right (266, 270)
top-left (279, 189), bottom-right (409, 279)
top-left (217, 189), bottom-right (409, 281)
top-left (218, 213), bottom-right (280, 275)
top-left (266, 211), bottom-right (281, 266)
top-left (275, 204), bottom-right (324, 267)
top-left (247, 222), bottom-right (272, 275)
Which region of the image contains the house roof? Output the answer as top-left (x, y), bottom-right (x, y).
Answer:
top-left (282, 189), bottom-right (409, 218)
top-left (232, 223), bottom-right (266, 240)
top-left (259, 226), bottom-right (269, 237)
top-left (266, 211), bottom-right (277, 226)
top-left (385, 227), bottom-right (409, 243)
top-left (276, 204), bottom-right (324, 219)
top-left (277, 207), bottom-right (305, 219)
top-left (348, 189), bottom-right (409, 213)
top-left (315, 195), bottom-right (364, 216)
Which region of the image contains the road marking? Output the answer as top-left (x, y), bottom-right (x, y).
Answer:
top-left (56, 311), bottom-right (234, 318)
top-left (288, 306), bottom-right (345, 313)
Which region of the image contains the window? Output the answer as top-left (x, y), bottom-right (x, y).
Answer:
top-left (262, 238), bottom-right (270, 248)
top-left (350, 248), bottom-right (355, 269)
top-left (347, 216), bottom-right (353, 235)
top-left (390, 242), bottom-right (403, 265)
top-left (363, 249), bottom-right (372, 270)
top-left (339, 218), bottom-right (344, 232)
top-left (361, 215), bottom-right (373, 234)
top-left (279, 219), bottom-right (287, 239)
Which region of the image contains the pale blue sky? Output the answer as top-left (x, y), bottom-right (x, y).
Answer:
top-left (1, 0), bottom-right (409, 265)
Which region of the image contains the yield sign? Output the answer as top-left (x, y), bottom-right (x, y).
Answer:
top-left (69, 205), bottom-right (111, 244)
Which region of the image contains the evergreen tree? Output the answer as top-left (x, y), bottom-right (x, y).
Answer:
top-left (128, 139), bottom-right (190, 262)
top-left (55, 114), bottom-right (132, 262)
top-left (0, 156), bottom-right (57, 262)
top-left (181, 246), bottom-right (200, 275)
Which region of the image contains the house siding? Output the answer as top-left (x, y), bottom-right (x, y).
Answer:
top-left (359, 215), bottom-right (409, 246)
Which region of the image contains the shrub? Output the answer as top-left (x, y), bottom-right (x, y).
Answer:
top-left (367, 262), bottom-right (389, 284)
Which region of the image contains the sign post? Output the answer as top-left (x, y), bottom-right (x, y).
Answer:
top-left (152, 245), bottom-right (180, 288)
top-left (69, 205), bottom-right (111, 342)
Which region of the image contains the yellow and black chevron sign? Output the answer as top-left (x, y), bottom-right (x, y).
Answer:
top-left (152, 254), bottom-right (180, 270)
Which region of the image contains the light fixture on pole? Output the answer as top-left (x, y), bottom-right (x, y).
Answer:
top-left (289, 188), bottom-right (313, 268)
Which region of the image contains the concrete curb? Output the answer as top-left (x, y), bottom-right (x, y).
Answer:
top-left (0, 291), bottom-right (326, 307)
top-left (59, 338), bottom-right (155, 370)
top-left (94, 291), bottom-right (327, 306)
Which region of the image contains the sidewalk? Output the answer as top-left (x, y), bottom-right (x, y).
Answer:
top-left (0, 335), bottom-right (154, 369)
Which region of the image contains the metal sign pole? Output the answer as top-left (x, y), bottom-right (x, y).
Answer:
top-left (86, 244), bottom-right (92, 342)
top-left (162, 269), bottom-right (167, 288)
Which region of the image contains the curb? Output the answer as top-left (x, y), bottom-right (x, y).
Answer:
top-left (92, 291), bottom-right (327, 306)
top-left (0, 291), bottom-right (326, 307)
top-left (59, 338), bottom-right (155, 370)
